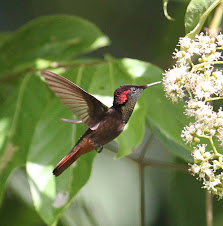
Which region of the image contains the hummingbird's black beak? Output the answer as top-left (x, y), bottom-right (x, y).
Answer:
top-left (143, 81), bottom-right (161, 89)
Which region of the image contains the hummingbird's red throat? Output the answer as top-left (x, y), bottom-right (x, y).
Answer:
top-left (116, 90), bottom-right (130, 104)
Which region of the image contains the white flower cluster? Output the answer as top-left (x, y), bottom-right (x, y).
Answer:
top-left (163, 33), bottom-right (223, 102)
top-left (163, 33), bottom-right (223, 199)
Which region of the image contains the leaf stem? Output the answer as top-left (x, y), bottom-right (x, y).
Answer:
top-left (76, 64), bottom-right (84, 86)
top-left (198, 134), bottom-right (223, 157)
top-left (208, 136), bottom-right (223, 157)
top-left (209, 1), bottom-right (223, 37)
top-left (205, 96), bottom-right (223, 102)
top-left (191, 61), bottom-right (223, 72)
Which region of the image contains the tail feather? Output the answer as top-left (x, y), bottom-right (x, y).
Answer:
top-left (53, 139), bottom-right (94, 176)
top-left (53, 146), bottom-right (81, 176)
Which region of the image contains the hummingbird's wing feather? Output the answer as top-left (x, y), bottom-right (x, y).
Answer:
top-left (60, 118), bottom-right (83, 124)
top-left (42, 70), bottom-right (108, 130)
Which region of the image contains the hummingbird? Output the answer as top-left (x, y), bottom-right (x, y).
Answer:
top-left (41, 70), bottom-right (161, 176)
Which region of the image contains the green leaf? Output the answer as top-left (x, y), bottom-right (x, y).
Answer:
top-left (131, 60), bottom-right (193, 162)
top-left (26, 95), bottom-right (96, 225)
top-left (26, 68), bottom-right (98, 224)
top-left (168, 170), bottom-right (206, 226)
top-left (0, 15), bottom-right (110, 75)
top-left (147, 92), bottom-right (193, 162)
top-left (0, 32), bottom-right (11, 48)
top-left (0, 74), bottom-right (51, 203)
top-left (185, 0), bottom-right (221, 38)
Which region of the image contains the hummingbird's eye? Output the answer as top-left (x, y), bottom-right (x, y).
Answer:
top-left (131, 87), bottom-right (136, 93)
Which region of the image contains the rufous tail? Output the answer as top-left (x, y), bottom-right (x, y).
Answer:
top-left (53, 140), bottom-right (94, 176)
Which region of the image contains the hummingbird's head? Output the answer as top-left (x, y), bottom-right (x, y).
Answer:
top-left (113, 81), bottom-right (161, 106)
top-left (113, 81), bottom-right (161, 123)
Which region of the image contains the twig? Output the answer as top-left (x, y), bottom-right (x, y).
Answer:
top-left (0, 60), bottom-right (105, 83)
top-left (0, 68), bottom-right (35, 83)
top-left (105, 141), bottom-right (188, 172)
top-left (138, 135), bottom-right (153, 226)
top-left (139, 164), bottom-right (145, 226)
top-left (206, 191), bottom-right (213, 226)
top-left (142, 159), bottom-right (188, 172)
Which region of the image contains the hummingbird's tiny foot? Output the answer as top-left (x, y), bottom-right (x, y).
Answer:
top-left (96, 145), bottom-right (103, 153)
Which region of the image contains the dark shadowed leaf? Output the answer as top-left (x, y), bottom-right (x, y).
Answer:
top-left (0, 32), bottom-right (11, 47)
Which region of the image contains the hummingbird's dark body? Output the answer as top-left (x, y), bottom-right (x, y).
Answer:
top-left (42, 70), bottom-right (160, 176)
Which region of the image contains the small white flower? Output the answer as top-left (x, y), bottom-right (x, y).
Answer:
top-left (189, 163), bottom-right (200, 175)
top-left (179, 36), bottom-right (192, 49)
top-left (192, 145), bottom-right (205, 161)
top-left (213, 160), bottom-right (223, 171)
top-left (194, 79), bottom-right (216, 99)
top-left (196, 33), bottom-right (211, 45)
top-left (216, 127), bottom-right (223, 145)
top-left (216, 34), bottom-right (223, 46)
top-left (200, 161), bottom-right (212, 176)
top-left (217, 108), bottom-right (223, 118)
top-left (163, 66), bottom-right (189, 102)
top-left (181, 123), bottom-right (197, 143)
top-left (203, 151), bottom-right (212, 158)
top-left (204, 168), bottom-right (214, 178)
top-left (207, 52), bottom-right (221, 61)
top-left (203, 178), bottom-right (221, 192)
top-left (210, 129), bottom-right (216, 136)
top-left (188, 42), bottom-right (200, 55)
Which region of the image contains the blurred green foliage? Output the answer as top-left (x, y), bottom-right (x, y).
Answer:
top-left (0, 0), bottom-right (223, 225)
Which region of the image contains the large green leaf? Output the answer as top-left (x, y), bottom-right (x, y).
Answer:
top-left (26, 67), bottom-right (100, 224)
top-left (0, 74), bottom-right (51, 203)
top-left (0, 14), bottom-right (110, 211)
top-left (0, 15), bottom-right (110, 75)
top-left (185, 0), bottom-right (221, 38)
top-left (27, 96), bottom-right (96, 225)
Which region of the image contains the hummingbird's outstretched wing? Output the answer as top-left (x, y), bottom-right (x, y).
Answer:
top-left (42, 70), bottom-right (109, 130)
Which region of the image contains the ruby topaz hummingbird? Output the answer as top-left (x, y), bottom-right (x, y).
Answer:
top-left (41, 70), bottom-right (161, 176)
